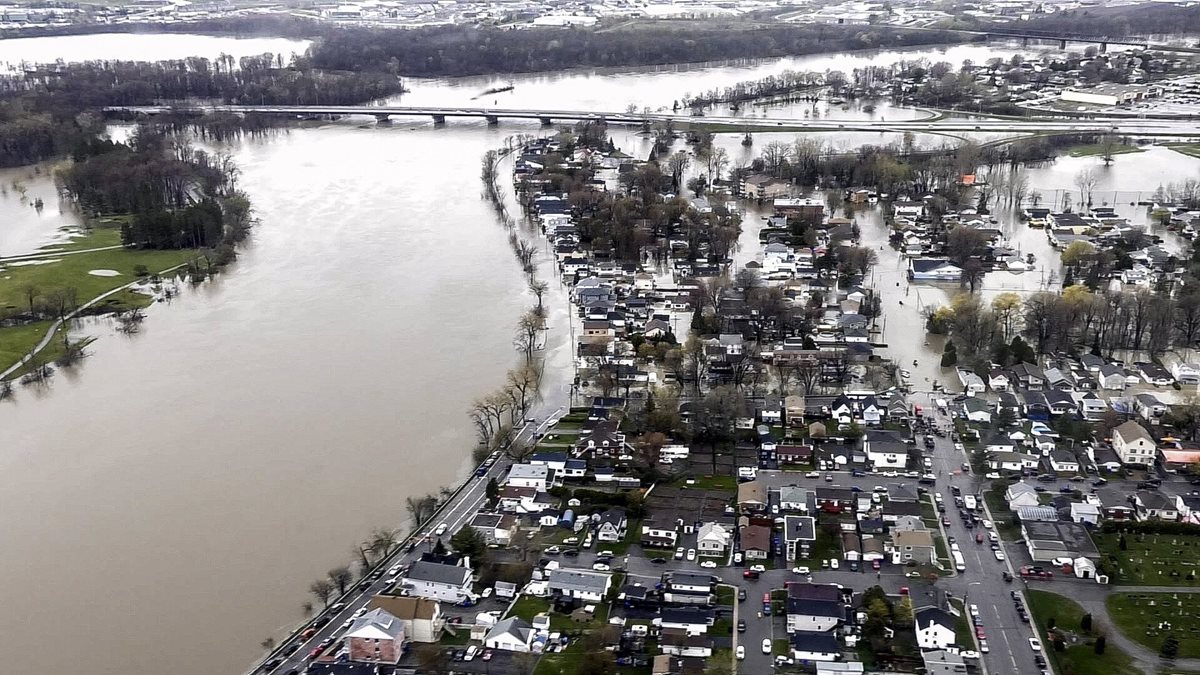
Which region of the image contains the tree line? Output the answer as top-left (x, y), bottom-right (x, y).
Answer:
top-left (307, 23), bottom-right (968, 77)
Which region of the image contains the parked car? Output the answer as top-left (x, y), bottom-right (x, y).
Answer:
top-left (737, 619), bottom-right (746, 633)
top-left (1029, 637), bottom-right (1042, 652)
top-left (736, 645), bottom-right (745, 660)
top-left (700, 560), bottom-right (717, 568)
top-left (762, 639), bottom-right (772, 654)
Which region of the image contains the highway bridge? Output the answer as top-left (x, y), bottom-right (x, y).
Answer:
top-left (104, 104), bottom-right (1200, 136)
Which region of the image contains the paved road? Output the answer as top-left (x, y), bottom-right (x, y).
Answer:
top-left (255, 402), bottom-right (568, 675)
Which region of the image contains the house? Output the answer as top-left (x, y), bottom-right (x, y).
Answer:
top-left (548, 568), bottom-right (611, 602)
top-left (784, 515), bottom-right (817, 560)
top-left (779, 486), bottom-right (811, 513)
top-left (890, 529), bottom-right (935, 565)
top-left (1005, 482), bottom-right (1041, 509)
top-left (1010, 362), bottom-right (1045, 390)
top-left (786, 583), bottom-right (846, 632)
top-left (595, 509), bottom-right (628, 543)
top-left (506, 464), bottom-right (556, 492)
top-left (1049, 448), bottom-right (1080, 474)
top-left (962, 397), bottom-right (991, 423)
top-left (741, 524), bottom-right (772, 560)
top-left (957, 368), bottom-right (986, 394)
top-left (484, 617), bottom-right (534, 652)
top-left (468, 513), bottom-right (519, 546)
top-left (1095, 488), bottom-right (1136, 520)
top-left (776, 444), bottom-right (814, 466)
top-left (908, 258), bottom-right (963, 281)
top-left (1044, 390), bottom-right (1077, 417)
top-left (1099, 364), bottom-right (1127, 391)
top-left (1177, 494), bottom-right (1200, 524)
top-left (1134, 393), bottom-right (1168, 421)
top-left (659, 628), bottom-right (714, 657)
top-left (367, 596), bottom-right (443, 643)
top-left (1175, 362), bottom-right (1200, 386)
top-left (1134, 491), bottom-right (1179, 521)
top-left (863, 430), bottom-right (909, 469)
top-left (403, 561), bottom-right (473, 603)
top-left (1138, 362), bottom-right (1175, 387)
top-left (658, 607), bottom-right (715, 636)
top-left (790, 631), bottom-right (842, 662)
top-left (842, 532), bottom-right (862, 562)
top-left (814, 487), bottom-right (856, 513)
top-left (1021, 521), bottom-right (1099, 563)
top-left (922, 649), bottom-right (968, 675)
top-left (738, 480), bottom-right (767, 512)
top-left (988, 369), bottom-right (1010, 392)
top-left (914, 607), bottom-right (957, 649)
top-left (987, 451), bottom-right (1039, 472)
top-left (1074, 391), bottom-right (1108, 420)
top-left (1070, 502), bottom-right (1101, 526)
top-left (345, 608), bottom-right (405, 664)
top-left (696, 522), bottom-right (733, 556)
top-left (1112, 420), bottom-right (1156, 466)
top-left (662, 571), bottom-right (715, 605)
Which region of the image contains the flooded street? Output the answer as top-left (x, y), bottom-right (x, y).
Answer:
top-left (0, 31), bottom-right (1168, 675)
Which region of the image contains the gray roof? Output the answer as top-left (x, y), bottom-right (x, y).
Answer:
top-left (486, 617), bottom-right (533, 644)
top-left (346, 608), bottom-right (405, 641)
top-left (406, 560), bottom-right (471, 587)
top-left (548, 568), bottom-right (610, 594)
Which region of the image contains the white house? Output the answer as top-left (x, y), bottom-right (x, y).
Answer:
top-left (988, 369), bottom-right (1010, 392)
top-left (367, 596), bottom-right (443, 643)
top-left (988, 451), bottom-right (1040, 472)
top-left (1070, 502), bottom-right (1101, 526)
top-left (957, 368), bottom-right (986, 394)
top-left (779, 486), bottom-right (811, 513)
top-left (864, 432), bottom-right (909, 469)
top-left (915, 607), bottom-right (957, 650)
top-left (1049, 448), bottom-right (1080, 473)
top-left (506, 464), bottom-right (556, 491)
top-left (402, 561), bottom-right (474, 603)
top-left (1005, 482), bottom-right (1041, 509)
top-left (1112, 420), bottom-right (1156, 466)
top-left (696, 522), bottom-right (733, 556)
top-left (484, 617), bottom-right (534, 652)
top-left (547, 568), bottom-right (611, 602)
top-left (908, 258), bottom-right (963, 281)
top-left (790, 631), bottom-right (842, 662)
top-left (594, 509), bottom-right (628, 543)
top-left (1174, 362), bottom-right (1200, 386)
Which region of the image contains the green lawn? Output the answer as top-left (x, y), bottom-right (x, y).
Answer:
top-left (0, 227), bottom-right (199, 374)
top-left (1094, 532), bottom-right (1200, 586)
top-left (715, 585), bottom-right (735, 606)
top-left (1027, 590), bottom-right (1139, 675)
top-left (797, 528), bottom-right (840, 566)
top-left (508, 595), bottom-right (551, 622)
top-left (1108, 592), bottom-right (1200, 658)
top-left (1066, 143), bottom-right (1144, 158)
top-left (1165, 143), bottom-right (1200, 159)
top-left (949, 600), bottom-right (974, 647)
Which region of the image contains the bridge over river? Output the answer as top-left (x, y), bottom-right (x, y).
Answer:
top-left (104, 105), bottom-right (1200, 136)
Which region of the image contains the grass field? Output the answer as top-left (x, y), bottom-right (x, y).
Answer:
top-left (1026, 590), bottom-right (1139, 675)
top-left (1165, 143), bottom-right (1200, 159)
top-left (1066, 143), bottom-right (1144, 158)
top-left (1108, 592), bottom-right (1200, 659)
top-left (0, 226), bottom-right (198, 376)
top-left (1094, 532), bottom-right (1200, 587)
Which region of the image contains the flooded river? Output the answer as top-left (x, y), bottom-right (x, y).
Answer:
top-left (0, 32), bottom-right (1181, 675)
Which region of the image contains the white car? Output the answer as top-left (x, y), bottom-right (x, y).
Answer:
top-left (829, 559), bottom-right (839, 570)
top-left (806, 471), bottom-right (820, 478)
top-left (700, 560), bottom-right (717, 568)
top-left (900, 369), bottom-right (912, 379)
top-left (792, 566), bottom-right (810, 575)
top-left (994, 549), bottom-right (1006, 561)
top-left (960, 650), bottom-right (980, 659)
top-left (736, 645), bottom-right (745, 660)
top-left (969, 604), bottom-right (980, 617)
top-left (464, 646), bottom-right (478, 661)
top-left (980, 639), bottom-right (990, 653)
top-left (749, 564), bottom-right (766, 573)
top-left (982, 520), bottom-right (994, 529)
top-left (592, 562), bottom-right (611, 571)
top-left (434, 523), bottom-right (448, 536)
top-left (563, 537), bottom-right (579, 545)
top-left (597, 550), bottom-right (615, 558)
top-left (545, 546), bottom-right (561, 555)
top-left (985, 472), bottom-right (1001, 479)
top-left (954, 443), bottom-right (965, 452)
top-left (674, 547), bottom-right (685, 560)
top-left (883, 471), bottom-right (899, 478)
top-left (686, 549), bottom-right (696, 561)
top-left (1029, 637), bottom-right (1042, 652)
top-left (762, 638), bottom-right (773, 654)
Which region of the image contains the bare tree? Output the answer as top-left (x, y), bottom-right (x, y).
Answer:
top-left (667, 150), bottom-right (691, 191)
top-left (308, 579), bottom-right (334, 608)
top-left (301, 601), bottom-right (313, 616)
top-left (1074, 167), bottom-right (1100, 209)
top-left (528, 279), bottom-right (549, 315)
top-left (18, 283), bottom-right (39, 315)
top-left (328, 566), bottom-right (353, 596)
top-left (705, 146), bottom-right (729, 186)
top-left (260, 637), bottom-right (276, 651)
top-left (513, 309), bottom-right (544, 359)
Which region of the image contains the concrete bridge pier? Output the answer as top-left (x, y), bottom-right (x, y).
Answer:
top-left (1060, 39), bottom-right (1068, 49)
top-left (431, 114), bottom-right (446, 125)
top-left (485, 115), bottom-right (500, 126)
top-left (1100, 42), bottom-right (1108, 53)
top-left (539, 117), bottom-right (553, 126)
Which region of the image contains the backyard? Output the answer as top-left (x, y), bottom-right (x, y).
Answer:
top-left (1107, 592), bottom-right (1200, 659)
top-left (1094, 531), bottom-right (1200, 587)
top-left (1026, 590), bottom-right (1138, 675)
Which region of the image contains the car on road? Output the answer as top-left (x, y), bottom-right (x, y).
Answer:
top-left (994, 549), bottom-right (1006, 561)
top-left (563, 537), bottom-right (579, 545)
top-left (737, 619), bottom-right (746, 633)
top-left (985, 472), bottom-right (1001, 479)
top-left (825, 473), bottom-right (834, 482)
top-left (650, 557), bottom-right (667, 564)
top-left (762, 639), bottom-right (773, 654)
top-left (592, 562), bottom-right (611, 571)
top-left (982, 520), bottom-right (993, 529)
top-left (792, 566), bottom-right (810, 575)
top-left (979, 639), bottom-right (989, 653)
top-left (562, 548), bottom-right (579, 557)
top-left (1003, 570), bottom-right (1014, 582)
top-left (872, 560), bottom-right (881, 570)
top-left (749, 564), bottom-right (766, 573)
top-left (434, 523), bottom-right (448, 536)
top-left (805, 471), bottom-right (820, 478)
top-left (942, 517), bottom-right (951, 526)
top-left (545, 546), bottom-right (560, 555)
top-left (1029, 637), bottom-right (1042, 651)
top-left (598, 550), bottom-right (615, 558)
top-left (736, 645), bottom-right (745, 660)
top-left (674, 547), bottom-right (685, 560)
top-left (743, 570), bottom-right (760, 580)
top-left (700, 560), bottom-right (717, 568)
top-left (482, 649), bottom-right (493, 661)
top-left (686, 548), bottom-right (696, 561)
top-left (738, 589), bottom-right (747, 601)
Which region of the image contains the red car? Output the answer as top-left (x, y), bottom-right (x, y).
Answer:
top-left (308, 646), bottom-right (325, 660)
top-left (872, 560), bottom-right (881, 570)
